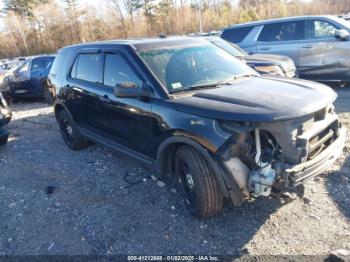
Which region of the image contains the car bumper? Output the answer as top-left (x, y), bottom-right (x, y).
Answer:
top-left (286, 127), bottom-right (346, 186)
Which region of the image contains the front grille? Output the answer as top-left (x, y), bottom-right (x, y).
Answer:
top-left (296, 107), bottom-right (339, 161)
top-left (258, 105), bottom-right (340, 164)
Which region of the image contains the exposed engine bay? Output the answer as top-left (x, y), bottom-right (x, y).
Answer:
top-left (218, 104), bottom-right (346, 201)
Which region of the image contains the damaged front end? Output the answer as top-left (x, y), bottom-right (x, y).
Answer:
top-left (216, 104), bottom-right (346, 204)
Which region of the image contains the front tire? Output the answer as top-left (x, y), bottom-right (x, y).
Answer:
top-left (58, 110), bottom-right (89, 150)
top-left (175, 146), bottom-right (223, 218)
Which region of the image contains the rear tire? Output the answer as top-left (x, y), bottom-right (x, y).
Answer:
top-left (58, 110), bottom-right (89, 150)
top-left (174, 145), bottom-right (223, 218)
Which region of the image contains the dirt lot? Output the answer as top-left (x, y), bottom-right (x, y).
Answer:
top-left (0, 88), bottom-right (349, 256)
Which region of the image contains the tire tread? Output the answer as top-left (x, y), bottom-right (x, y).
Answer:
top-left (176, 146), bottom-right (223, 218)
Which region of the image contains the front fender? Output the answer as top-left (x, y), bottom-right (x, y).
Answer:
top-left (156, 134), bottom-right (244, 206)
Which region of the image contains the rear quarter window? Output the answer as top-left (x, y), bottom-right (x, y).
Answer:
top-left (50, 52), bottom-right (68, 75)
top-left (221, 26), bottom-right (254, 43)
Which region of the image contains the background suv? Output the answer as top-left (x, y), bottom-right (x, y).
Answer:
top-left (49, 37), bottom-right (345, 219)
top-left (222, 15), bottom-right (350, 83)
top-left (203, 36), bottom-right (296, 77)
top-left (5, 55), bottom-right (55, 103)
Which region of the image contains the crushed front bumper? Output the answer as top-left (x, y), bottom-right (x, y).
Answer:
top-left (286, 127), bottom-right (346, 186)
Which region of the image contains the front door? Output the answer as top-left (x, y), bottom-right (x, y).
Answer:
top-left (29, 57), bottom-right (55, 96)
top-left (97, 50), bottom-right (152, 155)
top-left (298, 19), bottom-right (349, 81)
top-left (12, 61), bottom-right (31, 95)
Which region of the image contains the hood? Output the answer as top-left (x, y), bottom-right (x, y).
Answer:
top-left (172, 76), bottom-right (337, 122)
top-left (245, 53), bottom-right (291, 66)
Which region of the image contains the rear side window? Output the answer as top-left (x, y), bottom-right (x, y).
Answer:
top-left (258, 21), bottom-right (301, 42)
top-left (103, 53), bottom-right (142, 87)
top-left (221, 26), bottom-right (254, 43)
top-left (72, 53), bottom-right (103, 83)
top-left (50, 52), bottom-right (68, 75)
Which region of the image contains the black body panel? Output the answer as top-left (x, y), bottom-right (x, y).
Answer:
top-left (172, 76), bottom-right (336, 122)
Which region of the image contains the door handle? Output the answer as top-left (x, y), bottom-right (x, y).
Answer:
top-left (260, 47), bottom-right (270, 50)
top-left (302, 44), bottom-right (313, 49)
top-left (99, 94), bottom-right (110, 102)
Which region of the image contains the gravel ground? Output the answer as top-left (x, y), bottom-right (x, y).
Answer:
top-left (0, 88), bottom-right (349, 256)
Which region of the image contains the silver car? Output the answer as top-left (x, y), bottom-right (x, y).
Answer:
top-left (222, 15), bottom-right (350, 83)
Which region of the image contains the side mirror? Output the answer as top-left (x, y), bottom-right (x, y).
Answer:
top-left (114, 82), bottom-right (152, 98)
top-left (334, 29), bottom-right (349, 41)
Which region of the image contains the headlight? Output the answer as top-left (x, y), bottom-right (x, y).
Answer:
top-left (253, 65), bottom-right (284, 76)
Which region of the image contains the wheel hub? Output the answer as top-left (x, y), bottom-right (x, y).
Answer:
top-left (66, 125), bottom-right (73, 136)
top-left (186, 174), bottom-right (194, 189)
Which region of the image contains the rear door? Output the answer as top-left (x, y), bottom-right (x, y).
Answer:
top-left (66, 50), bottom-right (103, 130)
top-left (256, 20), bottom-right (303, 66)
top-left (298, 19), bottom-right (347, 81)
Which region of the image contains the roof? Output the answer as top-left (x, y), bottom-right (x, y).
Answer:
top-left (225, 15), bottom-right (338, 29)
top-left (60, 36), bottom-right (208, 52)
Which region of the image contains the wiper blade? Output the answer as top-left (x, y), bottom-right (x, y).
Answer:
top-left (170, 74), bottom-right (257, 93)
top-left (218, 74), bottom-right (256, 84)
top-left (188, 83), bottom-right (228, 90)
top-left (189, 79), bottom-right (245, 90)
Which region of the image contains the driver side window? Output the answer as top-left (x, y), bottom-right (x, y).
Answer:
top-left (103, 53), bottom-right (142, 88)
top-left (18, 61), bottom-right (29, 74)
top-left (305, 20), bottom-right (338, 39)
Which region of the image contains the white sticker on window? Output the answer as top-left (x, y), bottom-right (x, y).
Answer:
top-left (171, 82), bottom-right (182, 89)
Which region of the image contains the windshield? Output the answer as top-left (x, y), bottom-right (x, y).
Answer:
top-left (333, 16), bottom-right (350, 29)
top-left (209, 38), bottom-right (247, 57)
top-left (139, 42), bottom-right (255, 93)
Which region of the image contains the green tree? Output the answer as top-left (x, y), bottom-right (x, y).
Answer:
top-left (3, 0), bottom-right (47, 17)
top-left (143, 0), bottom-right (157, 28)
top-left (63, 0), bottom-right (81, 42)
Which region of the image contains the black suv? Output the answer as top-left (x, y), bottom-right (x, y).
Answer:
top-left (49, 37), bottom-right (345, 218)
